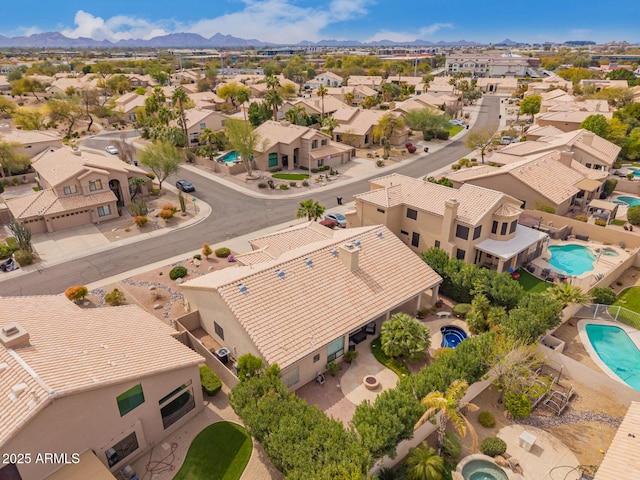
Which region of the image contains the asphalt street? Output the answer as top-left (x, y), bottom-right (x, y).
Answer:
top-left (0, 96), bottom-right (500, 295)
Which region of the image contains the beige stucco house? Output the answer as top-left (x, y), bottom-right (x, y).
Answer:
top-left (349, 173), bottom-right (548, 273)
top-left (178, 108), bottom-right (228, 146)
top-left (332, 107), bottom-right (408, 149)
top-left (181, 222), bottom-right (442, 390)
top-left (252, 120), bottom-right (354, 171)
top-left (0, 127), bottom-right (62, 159)
top-left (346, 75), bottom-right (384, 90)
top-left (305, 71), bottom-right (344, 89)
top-left (5, 148), bottom-right (149, 233)
top-left (0, 295), bottom-right (203, 480)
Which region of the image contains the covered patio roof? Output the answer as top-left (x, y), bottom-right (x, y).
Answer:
top-left (575, 178), bottom-right (602, 192)
top-left (475, 224), bottom-right (548, 261)
top-left (588, 199), bottom-right (618, 212)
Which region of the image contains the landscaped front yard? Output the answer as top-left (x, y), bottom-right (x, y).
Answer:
top-left (515, 268), bottom-right (552, 293)
top-left (614, 286), bottom-right (640, 314)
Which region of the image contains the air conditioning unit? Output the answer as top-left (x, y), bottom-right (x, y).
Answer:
top-left (120, 464), bottom-right (139, 480)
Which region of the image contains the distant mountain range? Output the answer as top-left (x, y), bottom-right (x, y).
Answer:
top-left (0, 31), bottom-right (508, 49)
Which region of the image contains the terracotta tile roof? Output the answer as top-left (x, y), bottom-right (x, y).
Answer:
top-left (347, 75), bottom-right (383, 87)
top-left (0, 295), bottom-right (203, 447)
top-left (333, 109), bottom-right (391, 136)
top-left (538, 110), bottom-right (613, 124)
top-left (525, 124), bottom-right (565, 138)
top-left (182, 224), bottom-right (441, 369)
top-left (254, 121), bottom-right (331, 152)
top-left (595, 401), bottom-right (640, 480)
top-left (356, 173), bottom-right (513, 225)
top-left (0, 129), bottom-right (61, 145)
top-left (6, 189), bottom-right (117, 219)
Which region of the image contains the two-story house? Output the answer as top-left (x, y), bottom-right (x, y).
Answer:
top-left (304, 71), bottom-right (344, 89)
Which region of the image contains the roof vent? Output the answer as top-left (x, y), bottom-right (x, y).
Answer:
top-left (10, 382), bottom-right (28, 399)
top-left (0, 323), bottom-right (30, 349)
top-left (304, 258), bottom-right (313, 267)
top-left (376, 231), bottom-right (383, 238)
top-left (329, 248), bottom-right (338, 257)
top-left (353, 240), bottom-right (361, 247)
top-left (276, 269), bottom-right (285, 279)
top-left (238, 283), bottom-right (248, 294)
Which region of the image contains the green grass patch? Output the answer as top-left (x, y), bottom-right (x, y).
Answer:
top-left (515, 268), bottom-right (552, 294)
top-left (611, 219), bottom-right (626, 226)
top-left (272, 173), bottom-right (310, 181)
top-left (614, 286), bottom-right (640, 315)
top-left (448, 125), bottom-right (464, 136)
top-left (173, 422), bottom-right (252, 480)
top-left (370, 336), bottom-right (410, 377)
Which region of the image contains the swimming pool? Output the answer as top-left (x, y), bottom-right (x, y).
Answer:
top-left (461, 460), bottom-right (508, 480)
top-left (584, 324), bottom-right (640, 391)
top-left (441, 325), bottom-right (467, 348)
top-left (548, 244), bottom-right (596, 276)
top-left (613, 195), bottom-right (640, 207)
top-left (218, 150), bottom-right (240, 163)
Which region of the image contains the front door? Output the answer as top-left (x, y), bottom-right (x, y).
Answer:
top-left (282, 155), bottom-right (289, 168)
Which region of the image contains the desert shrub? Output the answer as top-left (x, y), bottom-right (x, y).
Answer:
top-left (258, 182), bottom-right (267, 189)
top-left (128, 198), bottom-right (148, 216)
top-left (574, 215), bottom-right (588, 222)
top-left (215, 247), bottom-right (231, 258)
top-left (326, 361), bottom-right (340, 376)
top-left (0, 244), bottom-right (12, 259)
top-left (169, 265), bottom-right (188, 280)
top-left (105, 288), bottom-right (126, 306)
top-left (159, 208), bottom-right (175, 221)
top-left (145, 172), bottom-right (156, 180)
top-left (458, 158), bottom-right (470, 167)
top-left (133, 215), bottom-right (148, 227)
top-left (279, 184), bottom-right (289, 190)
top-left (452, 303), bottom-right (472, 318)
top-left (423, 134), bottom-right (432, 141)
top-left (5, 237), bottom-right (18, 252)
top-left (537, 205), bottom-right (556, 214)
top-left (442, 431), bottom-right (461, 460)
top-left (13, 249), bottom-right (33, 266)
top-left (199, 365), bottom-right (222, 396)
top-left (478, 411), bottom-right (496, 428)
top-left (162, 204), bottom-right (177, 214)
top-left (451, 163), bottom-right (461, 171)
top-left (202, 243), bottom-right (212, 259)
top-left (590, 287), bottom-right (616, 305)
top-left (289, 181), bottom-right (297, 187)
top-left (627, 205), bottom-right (640, 225)
top-left (435, 129), bottom-right (450, 140)
top-left (65, 285), bottom-right (88, 303)
top-left (595, 218), bottom-right (607, 227)
top-left (302, 180), bottom-right (309, 187)
top-left (193, 254), bottom-right (202, 260)
top-left (480, 436), bottom-right (507, 457)
top-left (504, 391), bottom-right (532, 419)
top-left (604, 178), bottom-right (618, 197)
top-left (343, 350), bottom-right (358, 362)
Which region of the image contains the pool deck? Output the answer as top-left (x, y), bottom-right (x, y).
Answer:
top-left (577, 319), bottom-right (640, 389)
top-left (422, 317), bottom-right (470, 356)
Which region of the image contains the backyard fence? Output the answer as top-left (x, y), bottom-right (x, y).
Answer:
top-left (573, 303), bottom-right (640, 330)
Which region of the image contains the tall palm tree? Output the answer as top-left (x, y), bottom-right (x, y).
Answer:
top-left (296, 199), bottom-right (325, 221)
top-left (172, 89), bottom-right (189, 147)
top-left (343, 91), bottom-right (355, 106)
top-left (285, 104), bottom-right (309, 125)
top-left (404, 442), bottom-right (445, 480)
top-left (265, 89), bottom-right (283, 122)
top-left (316, 84), bottom-right (329, 119)
top-left (236, 87), bottom-right (251, 121)
top-left (546, 282), bottom-right (592, 316)
top-left (322, 115), bottom-right (339, 136)
top-left (415, 380), bottom-right (479, 455)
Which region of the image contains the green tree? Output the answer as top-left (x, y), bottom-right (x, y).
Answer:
top-left (546, 282), bottom-right (591, 316)
top-left (373, 112), bottom-right (404, 158)
top-left (248, 102), bottom-right (273, 127)
top-left (580, 114), bottom-right (609, 137)
top-left (264, 88), bottom-right (283, 121)
top-left (0, 138), bottom-right (30, 176)
top-left (47, 95), bottom-right (84, 138)
top-left (404, 443), bottom-right (445, 480)
top-left (296, 199), bottom-right (326, 221)
top-left (11, 77), bottom-right (47, 101)
top-left (466, 294), bottom-right (492, 334)
top-left (13, 109), bottom-right (45, 130)
top-left (627, 205), bottom-right (640, 225)
top-left (225, 119), bottom-right (260, 176)
top-left (488, 273), bottom-right (524, 309)
top-left (405, 108), bottom-right (451, 138)
top-left (519, 95), bottom-right (542, 121)
top-left (236, 353), bottom-right (264, 380)
top-left (138, 140), bottom-right (182, 190)
top-left (380, 312), bottom-right (431, 361)
top-left (172, 89), bottom-right (190, 147)
top-left (0, 96), bottom-right (17, 117)
top-left (415, 380), bottom-right (479, 454)
top-left (316, 84), bottom-right (329, 118)
top-left (322, 115), bottom-right (339, 136)
top-left (465, 129), bottom-right (494, 163)
top-left (285, 104), bottom-right (309, 126)
top-left (500, 293), bottom-right (563, 343)
top-left (590, 287), bottom-right (616, 305)
top-left (236, 87), bottom-right (251, 121)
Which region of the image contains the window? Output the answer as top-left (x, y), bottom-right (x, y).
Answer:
top-left (63, 185), bottom-right (77, 195)
top-left (282, 367), bottom-right (299, 387)
top-left (311, 140), bottom-right (318, 149)
top-left (435, 240), bottom-right (440, 248)
top-left (456, 248), bottom-right (466, 260)
top-left (400, 230), bottom-right (408, 235)
top-left (321, 139), bottom-right (328, 146)
top-left (318, 159), bottom-right (324, 167)
top-left (97, 205), bottom-right (111, 217)
top-left (214, 321), bottom-right (224, 340)
top-left (199, 122), bottom-right (206, 130)
top-left (491, 220), bottom-right (498, 234)
top-left (116, 384), bottom-right (145, 417)
top-left (509, 220), bottom-right (517, 234)
top-left (406, 208), bottom-right (418, 220)
top-left (500, 222), bottom-right (508, 235)
top-left (473, 225), bottom-right (482, 240)
top-left (327, 337), bottom-right (344, 362)
top-left (106, 432), bottom-right (139, 467)
top-left (313, 353), bottom-right (320, 363)
top-left (160, 385), bottom-right (195, 429)
top-left (89, 180), bottom-right (102, 191)
top-left (376, 208), bottom-right (385, 213)
top-left (411, 232), bottom-right (420, 248)
top-left (455, 225), bottom-right (469, 240)
top-left (268, 153), bottom-right (278, 168)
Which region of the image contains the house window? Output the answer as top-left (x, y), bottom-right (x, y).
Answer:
top-left (199, 122), bottom-right (206, 130)
top-left (400, 230), bottom-right (408, 235)
top-left (97, 205), bottom-right (111, 217)
top-left (313, 353), bottom-right (320, 363)
top-left (491, 220), bottom-right (498, 234)
top-left (455, 225), bottom-right (469, 240)
top-left (327, 337), bottom-right (344, 362)
top-left (509, 220), bottom-right (517, 234)
top-left (456, 248), bottom-right (466, 260)
top-left (407, 208), bottom-right (418, 220)
top-left (435, 240), bottom-right (440, 248)
top-left (106, 432), bottom-right (139, 467)
top-left (116, 384), bottom-right (145, 417)
top-left (282, 367), bottom-right (300, 387)
top-left (160, 382), bottom-right (195, 429)
top-left (321, 139), bottom-right (328, 146)
top-left (89, 180), bottom-right (102, 191)
top-left (311, 140), bottom-right (318, 149)
top-left (268, 153), bottom-right (278, 168)
top-left (63, 185), bottom-right (77, 195)
top-left (473, 225), bottom-right (482, 240)
top-left (376, 208), bottom-right (385, 213)
top-left (318, 159), bottom-right (324, 167)
top-left (411, 232), bottom-right (420, 248)
top-left (214, 321), bottom-right (224, 340)
top-left (500, 222), bottom-right (508, 235)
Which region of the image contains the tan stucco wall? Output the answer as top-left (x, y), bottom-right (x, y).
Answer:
top-left (537, 118), bottom-right (581, 133)
top-left (6, 365), bottom-right (202, 480)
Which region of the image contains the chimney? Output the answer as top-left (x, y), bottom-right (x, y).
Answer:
top-left (582, 131), bottom-right (595, 146)
top-left (0, 323), bottom-right (30, 349)
top-left (558, 151), bottom-right (573, 167)
top-left (338, 242), bottom-right (360, 272)
top-left (441, 198), bottom-right (459, 242)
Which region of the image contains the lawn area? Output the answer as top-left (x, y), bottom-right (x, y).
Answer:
top-left (448, 125), bottom-right (464, 136)
top-left (611, 219), bottom-right (626, 226)
top-left (515, 268), bottom-right (552, 293)
top-left (370, 336), bottom-right (410, 377)
top-left (173, 422), bottom-right (252, 480)
top-left (272, 173), bottom-right (309, 181)
top-left (614, 286), bottom-right (640, 314)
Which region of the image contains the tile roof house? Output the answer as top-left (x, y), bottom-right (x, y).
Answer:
top-left (46, 75), bottom-right (100, 96)
top-left (0, 295), bottom-right (203, 480)
top-left (281, 95), bottom-right (348, 119)
top-left (181, 222), bottom-right (442, 390)
top-left (393, 92), bottom-right (458, 115)
top-left (5, 148), bottom-right (149, 233)
top-left (525, 75), bottom-right (573, 95)
top-left (349, 173), bottom-right (548, 273)
top-left (305, 71), bottom-right (344, 89)
top-left (536, 110), bottom-right (613, 133)
top-left (474, 77), bottom-right (518, 94)
top-left (346, 75), bottom-right (384, 90)
top-left (332, 107), bottom-right (408, 149)
top-left (174, 108), bottom-right (228, 146)
top-left (0, 126), bottom-right (62, 158)
top-left (252, 120), bottom-right (354, 171)
top-left (595, 401), bottom-right (640, 480)
top-left (325, 85), bottom-right (378, 106)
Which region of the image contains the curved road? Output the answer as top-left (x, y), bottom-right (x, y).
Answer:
top-left (2, 96), bottom-right (500, 295)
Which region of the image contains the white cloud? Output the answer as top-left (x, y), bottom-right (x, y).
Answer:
top-left (365, 23), bottom-right (453, 43)
top-left (61, 10), bottom-right (169, 41)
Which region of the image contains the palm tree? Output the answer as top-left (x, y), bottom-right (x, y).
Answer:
top-left (415, 380), bottom-right (479, 455)
top-left (546, 282), bottom-right (592, 316)
top-left (296, 199), bottom-right (325, 221)
top-left (172, 89), bottom-right (189, 148)
top-left (380, 312), bottom-right (431, 361)
top-left (285, 105), bottom-right (309, 125)
top-left (236, 87), bottom-right (251, 121)
top-left (404, 442), bottom-right (445, 480)
top-left (322, 115), bottom-right (339, 136)
top-left (316, 84), bottom-right (329, 119)
top-left (344, 91), bottom-right (355, 106)
top-left (373, 112), bottom-right (404, 158)
top-left (265, 89), bottom-right (283, 121)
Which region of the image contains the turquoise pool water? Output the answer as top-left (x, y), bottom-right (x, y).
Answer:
top-left (219, 150), bottom-right (240, 163)
top-left (548, 244), bottom-right (596, 276)
top-left (585, 324), bottom-right (640, 391)
top-left (461, 460), bottom-right (508, 480)
top-left (614, 195), bottom-right (640, 207)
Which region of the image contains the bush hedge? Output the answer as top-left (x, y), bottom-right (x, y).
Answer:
top-left (169, 266), bottom-right (188, 280)
top-left (200, 365), bottom-right (222, 396)
top-left (478, 411), bottom-right (496, 428)
top-left (442, 432), bottom-right (461, 460)
top-left (452, 303), bottom-right (471, 318)
top-left (574, 215), bottom-right (588, 222)
top-left (591, 287), bottom-right (617, 305)
top-left (504, 391), bottom-right (532, 419)
top-left (13, 250), bottom-right (33, 266)
top-left (215, 247), bottom-right (231, 258)
top-left (480, 436), bottom-right (507, 457)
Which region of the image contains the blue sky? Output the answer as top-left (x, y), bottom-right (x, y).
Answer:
top-left (1, 0), bottom-right (638, 44)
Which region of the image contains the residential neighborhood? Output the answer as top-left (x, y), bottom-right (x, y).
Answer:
top-left (2, 18), bottom-right (640, 480)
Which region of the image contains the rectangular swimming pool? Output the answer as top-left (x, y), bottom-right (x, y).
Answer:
top-left (585, 323), bottom-right (640, 391)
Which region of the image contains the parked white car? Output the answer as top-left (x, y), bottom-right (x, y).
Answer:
top-left (105, 145), bottom-right (119, 155)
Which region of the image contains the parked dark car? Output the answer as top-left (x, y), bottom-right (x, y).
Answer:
top-left (175, 180), bottom-right (195, 192)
